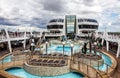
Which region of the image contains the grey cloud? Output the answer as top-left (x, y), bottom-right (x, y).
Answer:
top-left (0, 17), bottom-right (19, 26)
top-left (111, 21), bottom-right (120, 26)
top-left (80, 11), bottom-right (98, 14)
top-left (40, 0), bottom-right (66, 13)
top-left (82, 0), bottom-right (95, 6)
top-left (0, 0), bottom-right (120, 31)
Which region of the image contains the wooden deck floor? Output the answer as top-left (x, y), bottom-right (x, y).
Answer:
top-left (111, 57), bottom-right (120, 78)
top-left (0, 49), bottom-right (119, 78)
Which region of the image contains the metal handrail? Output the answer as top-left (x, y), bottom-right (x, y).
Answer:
top-left (103, 62), bottom-right (120, 78)
top-left (72, 49), bottom-right (119, 78)
top-left (81, 49), bottom-right (120, 78)
top-left (70, 59), bottom-right (104, 78)
top-left (1, 49), bottom-right (120, 78)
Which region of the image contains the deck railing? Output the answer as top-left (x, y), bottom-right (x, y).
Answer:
top-left (72, 50), bottom-right (120, 78)
top-left (98, 34), bottom-right (120, 41)
top-left (0, 50), bottom-right (120, 78)
top-left (70, 59), bottom-right (103, 78)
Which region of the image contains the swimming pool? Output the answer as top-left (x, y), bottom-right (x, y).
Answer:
top-left (2, 46), bottom-right (112, 78)
top-left (86, 50), bottom-right (112, 71)
top-left (6, 67), bottom-right (84, 78)
top-left (2, 50), bottom-right (112, 72)
top-left (47, 45), bottom-right (81, 55)
top-left (94, 52), bottom-right (112, 71)
top-left (2, 55), bottom-right (12, 63)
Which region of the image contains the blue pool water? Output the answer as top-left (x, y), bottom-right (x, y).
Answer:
top-left (94, 52), bottom-right (112, 71)
top-left (3, 55), bottom-right (12, 63)
top-left (55, 46), bottom-right (71, 52)
top-left (86, 50), bottom-right (112, 71)
top-left (6, 67), bottom-right (84, 78)
top-left (48, 45), bottom-right (80, 54)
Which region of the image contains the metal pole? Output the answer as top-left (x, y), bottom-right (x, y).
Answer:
top-left (29, 51), bottom-right (31, 64)
top-left (71, 46), bottom-right (73, 58)
top-left (46, 42), bottom-right (48, 54)
top-left (46, 44), bottom-right (47, 54)
top-left (63, 45), bottom-right (64, 55)
top-left (79, 61), bottom-right (81, 70)
top-left (2, 59), bottom-right (3, 70)
top-left (70, 59), bottom-right (72, 68)
top-left (87, 65), bottom-right (88, 75)
top-left (98, 61), bottom-right (99, 71)
top-left (78, 61), bottom-right (80, 70)
top-left (13, 56), bottom-right (15, 66)
top-left (89, 41), bottom-right (92, 54)
top-left (106, 64), bottom-right (108, 74)
top-left (96, 72), bottom-right (98, 78)
top-left (71, 47), bottom-right (72, 58)
top-left (90, 59), bottom-right (91, 66)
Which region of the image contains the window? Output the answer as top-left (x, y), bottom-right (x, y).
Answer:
top-left (66, 15), bottom-right (76, 33)
top-left (47, 25), bottom-right (63, 29)
top-left (78, 25), bottom-right (98, 29)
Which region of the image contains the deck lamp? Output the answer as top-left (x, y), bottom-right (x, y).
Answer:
top-left (88, 32), bottom-right (92, 54)
top-left (70, 44), bottom-right (74, 57)
top-left (45, 41), bottom-right (48, 54)
top-left (30, 36), bottom-right (35, 51)
top-left (30, 43), bottom-right (35, 58)
top-left (94, 42), bottom-right (97, 54)
top-left (30, 43), bottom-right (35, 51)
top-left (62, 42), bottom-right (65, 55)
top-left (29, 36), bottom-right (35, 59)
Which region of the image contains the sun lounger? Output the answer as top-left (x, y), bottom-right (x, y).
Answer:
top-left (42, 59), bottom-right (48, 66)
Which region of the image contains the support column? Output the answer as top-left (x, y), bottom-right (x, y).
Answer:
top-left (116, 41), bottom-right (120, 57)
top-left (106, 41), bottom-right (109, 51)
top-left (5, 28), bottom-right (12, 53)
top-left (30, 27), bottom-right (33, 36)
top-left (23, 31), bottom-right (26, 49)
top-left (101, 38), bottom-right (104, 45)
top-left (30, 32), bottom-right (33, 36)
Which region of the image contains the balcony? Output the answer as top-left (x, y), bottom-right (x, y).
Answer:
top-left (77, 22), bottom-right (98, 26)
top-left (45, 33), bottom-right (63, 36)
top-left (77, 33), bottom-right (89, 37)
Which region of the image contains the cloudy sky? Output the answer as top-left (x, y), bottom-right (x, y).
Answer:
top-left (0, 0), bottom-right (120, 32)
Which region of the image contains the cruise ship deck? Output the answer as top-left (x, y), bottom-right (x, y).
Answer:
top-left (0, 0), bottom-right (120, 78)
top-left (0, 18), bottom-right (120, 78)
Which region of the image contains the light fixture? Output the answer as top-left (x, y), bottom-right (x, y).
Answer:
top-left (71, 44), bottom-right (74, 47)
top-left (45, 41), bottom-right (48, 54)
top-left (46, 41), bottom-right (48, 44)
top-left (94, 42), bottom-right (97, 45)
top-left (62, 41), bottom-right (65, 45)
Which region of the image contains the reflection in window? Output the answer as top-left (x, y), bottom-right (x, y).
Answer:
top-left (66, 15), bottom-right (76, 33)
top-left (47, 25), bottom-right (63, 29)
top-left (78, 25), bottom-right (98, 29)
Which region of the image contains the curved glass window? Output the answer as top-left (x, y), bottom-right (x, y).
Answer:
top-left (78, 25), bottom-right (98, 29)
top-left (78, 19), bottom-right (98, 23)
top-left (66, 15), bottom-right (76, 33)
top-left (47, 25), bottom-right (63, 29)
top-left (49, 19), bottom-right (64, 23)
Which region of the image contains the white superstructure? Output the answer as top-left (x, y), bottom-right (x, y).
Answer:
top-left (46, 18), bottom-right (65, 37)
top-left (46, 15), bottom-right (99, 39)
top-left (77, 18), bottom-right (98, 38)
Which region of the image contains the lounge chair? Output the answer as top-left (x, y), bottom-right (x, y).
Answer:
top-left (47, 60), bottom-right (54, 66)
top-left (53, 60), bottom-right (60, 66)
top-left (60, 60), bottom-right (67, 66)
top-left (42, 59), bottom-right (48, 66)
